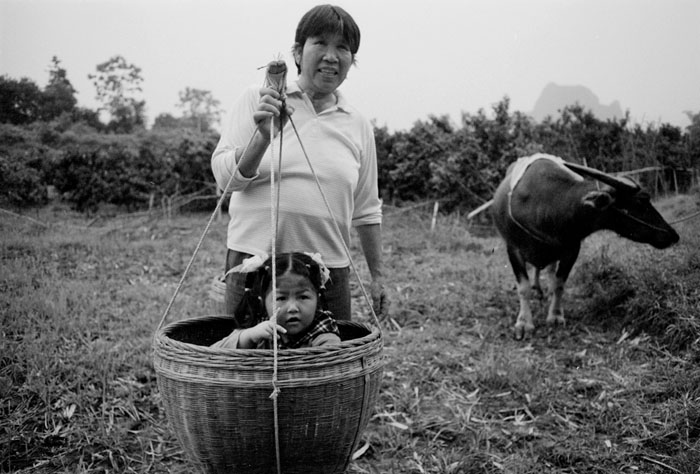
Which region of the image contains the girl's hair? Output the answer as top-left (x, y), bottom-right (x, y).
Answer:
top-left (234, 253), bottom-right (328, 328)
top-left (293, 4), bottom-right (360, 74)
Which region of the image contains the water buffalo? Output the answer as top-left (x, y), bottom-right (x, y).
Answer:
top-left (491, 153), bottom-right (679, 339)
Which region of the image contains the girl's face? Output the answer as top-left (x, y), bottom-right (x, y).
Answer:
top-left (264, 273), bottom-right (318, 337)
top-left (296, 32), bottom-right (353, 97)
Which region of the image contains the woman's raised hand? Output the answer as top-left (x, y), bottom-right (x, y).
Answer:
top-left (254, 87), bottom-right (293, 138)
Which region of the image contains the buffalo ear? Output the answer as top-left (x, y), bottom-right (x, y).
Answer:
top-left (582, 190), bottom-right (614, 210)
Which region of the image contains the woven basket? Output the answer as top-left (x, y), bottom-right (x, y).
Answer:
top-left (153, 316), bottom-right (384, 474)
top-left (207, 274), bottom-right (226, 314)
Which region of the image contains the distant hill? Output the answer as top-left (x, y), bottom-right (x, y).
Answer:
top-left (531, 82), bottom-right (624, 122)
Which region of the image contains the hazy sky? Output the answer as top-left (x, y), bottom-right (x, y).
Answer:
top-left (1, 0), bottom-right (699, 131)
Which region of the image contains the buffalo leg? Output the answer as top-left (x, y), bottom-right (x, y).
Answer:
top-left (507, 246), bottom-right (535, 339)
top-left (546, 247), bottom-right (580, 327)
top-left (532, 266), bottom-right (545, 299)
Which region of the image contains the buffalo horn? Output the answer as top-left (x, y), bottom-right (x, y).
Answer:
top-left (563, 162), bottom-right (639, 193)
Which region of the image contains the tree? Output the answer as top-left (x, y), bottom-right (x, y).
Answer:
top-left (684, 111), bottom-right (700, 169)
top-left (153, 112), bottom-right (184, 130)
top-left (389, 115), bottom-right (454, 203)
top-left (462, 96), bottom-right (539, 184)
top-left (534, 104), bottom-right (629, 171)
top-left (0, 76), bottom-right (43, 125)
top-left (88, 55), bottom-right (145, 133)
top-left (40, 56), bottom-right (77, 121)
top-left (176, 87), bottom-right (221, 133)
top-left (372, 122), bottom-right (396, 202)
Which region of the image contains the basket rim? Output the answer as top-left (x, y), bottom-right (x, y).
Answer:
top-left (153, 316), bottom-right (384, 387)
top-left (153, 315), bottom-right (383, 363)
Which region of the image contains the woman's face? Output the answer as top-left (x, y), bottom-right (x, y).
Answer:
top-left (296, 32), bottom-right (353, 97)
top-left (264, 273), bottom-right (318, 337)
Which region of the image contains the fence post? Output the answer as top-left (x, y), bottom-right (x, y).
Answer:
top-left (654, 169), bottom-right (659, 198)
top-left (430, 202), bottom-right (439, 233)
top-left (673, 169), bottom-right (678, 195)
top-left (149, 192), bottom-right (155, 216)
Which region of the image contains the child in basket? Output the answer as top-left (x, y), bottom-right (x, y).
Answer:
top-left (211, 252), bottom-right (341, 349)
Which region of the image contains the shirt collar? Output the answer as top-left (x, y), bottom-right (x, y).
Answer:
top-left (287, 80), bottom-right (350, 114)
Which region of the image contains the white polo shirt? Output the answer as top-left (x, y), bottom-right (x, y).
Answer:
top-left (211, 81), bottom-right (382, 267)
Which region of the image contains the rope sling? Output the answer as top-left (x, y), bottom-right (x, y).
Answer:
top-left (154, 59), bottom-right (382, 474)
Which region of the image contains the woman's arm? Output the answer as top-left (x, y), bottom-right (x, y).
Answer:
top-left (211, 86), bottom-right (288, 189)
top-left (356, 223), bottom-right (389, 317)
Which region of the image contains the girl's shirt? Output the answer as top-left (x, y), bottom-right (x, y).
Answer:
top-left (211, 311), bottom-right (341, 349)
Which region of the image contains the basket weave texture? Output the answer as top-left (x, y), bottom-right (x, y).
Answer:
top-left (207, 274), bottom-right (226, 314)
top-left (153, 316), bottom-right (384, 474)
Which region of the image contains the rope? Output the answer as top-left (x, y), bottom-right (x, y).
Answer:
top-left (506, 190), bottom-right (563, 248)
top-left (612, 206), bottom-right (681, 233)
top-left (154, 129), bottom-right (259, 335)
top-left (268, 114), bottom-right (282, 474)
top-left (264, 60), bottom-right (286, 474)
top-left (287, 115), bottom-right (381, 328)
top-left (0, 208), bottom-right (49, 227)
top-left (670, 209), bottom-right (700, 225)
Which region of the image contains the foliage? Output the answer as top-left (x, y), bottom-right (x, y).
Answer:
top-left (386, 115), bottom-right (454, 204)
top-left (686, 111), bottom-right (700, 167)
top-left (152, 112), bottom-right (183, 130)
top-left (176, 87), bottom-right (221, 133)
top-left (0, 76), bottom-right (43, 125)
top-left (430, 98), bottom-right (541, 211)
top-left (374, 99), bottom-right (700, 210)
top-left (0, 57), bottom-right (79, 127)
top-left (52, 134), bottom-right (148, 212)
top-left (372, 122), bottom-right (398, 203)
top-left (88, 55), bottom-right (146, 133)
top-left (40, 56), bottom-right (78, 122)
top-left (0, 122), bottom-right (218, 213)
top-left (49, 129), bottom-right (219, 213)
top-left (3, 58), bottom-right (700, 214)
top-left (0, 124), bottom-right (57, 206)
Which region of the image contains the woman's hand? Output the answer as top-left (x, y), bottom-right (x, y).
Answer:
top-left (235, 87), bottom-right (295, 178)
top-left (254, 87), bottom-right (293, 138)
top-left (240, 320), bottom-right (287, 348)
top-left (370, 277), bottom-right (390, 319)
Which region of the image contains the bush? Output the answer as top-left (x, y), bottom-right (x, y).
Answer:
top-left (0, 124), bottom-right (52, 206)
top-left (50, 129), bottom-right (219, 213)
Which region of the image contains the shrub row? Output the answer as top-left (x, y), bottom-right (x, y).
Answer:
top-left (0, 123), bottom-right (218, 213)
top-left (2, 100), bottom-right (699, 213)
top-left (375, 101), bottom-right (700, 211)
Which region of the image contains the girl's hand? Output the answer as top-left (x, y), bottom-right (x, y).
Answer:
top-left (241, 320), bottom-right (287, 347)
top-left (253, 87), bottom-right (293, 138)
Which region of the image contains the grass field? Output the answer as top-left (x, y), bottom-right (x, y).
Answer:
top-left (2, 193), bottom-right (699, 473)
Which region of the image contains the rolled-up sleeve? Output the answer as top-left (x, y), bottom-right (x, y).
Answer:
top-left (352, 120), bottom-right (383, 226)
top-left (211, 86), bottom-right (261, 193)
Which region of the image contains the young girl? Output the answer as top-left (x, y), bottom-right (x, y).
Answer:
top-left (211, 252), bottom-right (341, 349)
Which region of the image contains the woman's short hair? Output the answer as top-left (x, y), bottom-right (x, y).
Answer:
top-left (293, 4), bottom-right (360, 73)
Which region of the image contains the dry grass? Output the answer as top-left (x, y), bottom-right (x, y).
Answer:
top-left (2, 195), bottom-right (700, 473)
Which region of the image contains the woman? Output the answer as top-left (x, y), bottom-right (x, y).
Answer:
top-left (211, 4), bottom-right (387, 322)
